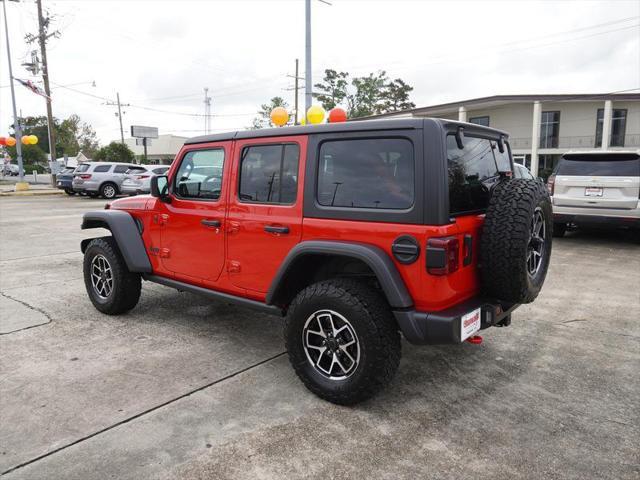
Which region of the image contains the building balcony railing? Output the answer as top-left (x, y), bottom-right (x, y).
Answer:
top-left (510, 134), bottom-right (640, 150)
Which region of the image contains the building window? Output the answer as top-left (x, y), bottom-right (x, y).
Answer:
top-left (595, 108), bottom-right (627, 147)
top-left (540, 111), bottom-right (560, 148)
top-left (469, 116), bottom-right (489, 127)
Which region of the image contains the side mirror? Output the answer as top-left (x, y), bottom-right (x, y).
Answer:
top-left (150, 175), bottom-right (170, 202)
top-left (455, 126), bottom-right (465, 150)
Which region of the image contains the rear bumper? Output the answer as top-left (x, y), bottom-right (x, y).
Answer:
top-left (56, 179), bottom-right (73, 189)
top-left (394, 298), bottom-right (519, 345)
top-left (552, 203), bottom-right (640, 224)
top-left (121, 184), bottom-right (147, 195)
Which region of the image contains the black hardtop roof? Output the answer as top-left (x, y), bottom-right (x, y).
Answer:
top-left (184, 118), bottom-right (508, 145)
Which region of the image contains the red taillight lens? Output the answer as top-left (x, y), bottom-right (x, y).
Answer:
top-left (426, 236), bottom-right (460, 275)
top-left (547, 174), bottom-right (555, 196)
top-left (136, 175), bottom-right (150, 179)
top-left (80, 174), bottom-right (92, 180)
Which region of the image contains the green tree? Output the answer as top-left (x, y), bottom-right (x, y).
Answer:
top-left (251, 97), bottom-right (289, 129)
top-left (8, 114), bottom-right (100, 160)
top-left (94, 142), bottom-right (135, 163)
top-left (313, 69), bottom-right (349, 110)
top-left (4, 143), bottom-right (47, 165)
top-left (313, 69), bottom-right (416, 119)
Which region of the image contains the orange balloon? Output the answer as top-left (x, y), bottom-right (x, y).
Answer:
top-left (21, 135), bottom-right (30, 145)
top-left (5, 137), bottom-right (16, 147)
top-left (328, 107), bottom-right (347, 123)
top-left (270, 107), bottom-right (289, 127)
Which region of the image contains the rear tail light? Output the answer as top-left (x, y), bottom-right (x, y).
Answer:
top-left (426, 236), bottom-right (460, 275)
top-left (136, 175), bottom-right (150, 179)
top-left (547, 174), bottom-right (555, 195)
top-left (79, 174), bottom-right (92, 180)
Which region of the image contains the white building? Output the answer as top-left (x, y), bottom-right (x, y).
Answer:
top-left (367, 93), bottom-right (640, 178)
top-left (122, 134), bottom-right (187, 164)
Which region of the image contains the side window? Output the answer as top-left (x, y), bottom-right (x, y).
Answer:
top-left (93, 164), bottom-right (111, 173)
top-left (239, 144), bottom-right (299, 204)
top-left (113, 165), bottom-right (130, 174)
top-left (447, 135), bottom-right (501, 215)
top-left (174, 149), bottom-right (225, 200)
top-left (317, 138), bottom-right (414, 210)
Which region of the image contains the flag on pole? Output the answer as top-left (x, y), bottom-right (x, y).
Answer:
top-left (14, 78), bottom-right (51, 101)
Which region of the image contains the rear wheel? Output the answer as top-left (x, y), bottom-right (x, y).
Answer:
top-left (284, 279), bottom-right (400, 405)
top-left (100, 183), bottom-right (118, 199)
top-left (83, 237), bottom-right (141, 315)
top-left (64, 188), bottom-right (75, 195)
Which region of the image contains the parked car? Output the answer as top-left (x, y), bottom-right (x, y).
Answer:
top-left (121, 165), bottom-right (170, 195)
top-left (72, 162), bottom-right (143, 199)
top-left (79, 119), bottom-right (552, 405)
top-left (55, 166), bottom-right (78, 195)
top-left (2, 164), bottom-right (19, 176)
top-left (514, 163), bottom-right (534, 179)
top-left (548, 150), bottom-right (640, 236)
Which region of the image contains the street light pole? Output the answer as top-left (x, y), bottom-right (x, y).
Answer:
top-left (304, 0), bottom-right (312, 115)
top-left (2, 0), bottom-right (25, 182)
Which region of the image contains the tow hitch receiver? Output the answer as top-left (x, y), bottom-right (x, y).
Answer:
top-left (466, 335), bottom-right (483, 344)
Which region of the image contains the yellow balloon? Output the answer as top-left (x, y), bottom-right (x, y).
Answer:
top-left (306, 105), bottom-right (325, 125)
top-left (29, 135), bottom-right (38, 145)
top-left (270, 107), bottom-right (289, 127)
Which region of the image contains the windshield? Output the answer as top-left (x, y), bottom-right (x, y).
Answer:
top-left (557, 153), bottom-right (640, 177)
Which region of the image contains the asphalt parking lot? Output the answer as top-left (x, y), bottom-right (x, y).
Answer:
top-left (0, 195), bottom-right (638, 480)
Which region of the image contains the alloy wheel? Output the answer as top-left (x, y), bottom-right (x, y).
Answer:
top-left (90, 254), bottom-right (113, 299)
top-left (302, 309), bottom-right (360, 380)
top-left (527, 207), bottom-right (546, 277)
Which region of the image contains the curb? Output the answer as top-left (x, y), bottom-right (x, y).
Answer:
top-left (0, 190), bottom-right (65, 197)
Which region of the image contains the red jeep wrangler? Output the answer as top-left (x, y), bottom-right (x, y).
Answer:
top-left (81, 119), bottom-right (552, 404)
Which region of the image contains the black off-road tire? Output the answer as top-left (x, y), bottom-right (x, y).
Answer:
top-left (100, 182), bottom-right (118, 199)
top-left (284, 279), bottom-right (401, 405)
top-left (64, 188), bottom-right (75, 195)
top-left (480, 179), bottom-right (552, 304)
top-left (553, 222), bottom-right (567, 237)
top-left (83, 237), bottom-right (141, 315)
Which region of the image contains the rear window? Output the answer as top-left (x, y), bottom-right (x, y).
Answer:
top-left (447, 135), bottom-right (509, 215)
top-left (152, 167), bottom-right (169, 175)
top-left (317, 138), bottom-right (414, 210)
top-left (126, 167), bottom-right (147, 174)
top-left (556, 154), bottom-right (640, 177)
top-left (75, 164), bottom-right (90, 173)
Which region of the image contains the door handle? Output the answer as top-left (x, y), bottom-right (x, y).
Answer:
top-left (201, 219), bottom-right (221, 228)
top-left (264, 225), bottom-right (290, 234)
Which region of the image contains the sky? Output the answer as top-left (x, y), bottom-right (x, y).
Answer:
top-left (1, 0), bottom-right (639, 146)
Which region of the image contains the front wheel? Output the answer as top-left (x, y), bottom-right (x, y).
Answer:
top-left (284, 279), bottom-right (401, 405)
top-left (83, 237), bottom-right (141, 315)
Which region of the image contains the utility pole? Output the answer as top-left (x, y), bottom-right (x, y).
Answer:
top-left (106, 93), bottom-right (129, 144)
top-left (203, 87), bottom-right (212, 134)
top-left (285, 59), bottom-right (303, 125)
top-left (35, 0), bottom-right (56, 165)
top-left (304, 0), bottom-right (312, 114)
top-left (3, 0), bottom-right (25, 182)
top-left (294, 59), bottom-right (299, 125)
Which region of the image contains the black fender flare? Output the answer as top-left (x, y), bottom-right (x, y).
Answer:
top-left (80, 210), bottom-right (152, 273)
top-left (266, 241), bottom-right (413, 309)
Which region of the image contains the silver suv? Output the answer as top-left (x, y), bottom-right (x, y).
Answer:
top-left (72, 162), bottom-right (145, 199)
top-left (548, 150), bottom-right (640, 236)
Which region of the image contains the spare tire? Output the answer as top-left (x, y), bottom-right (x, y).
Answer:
top-left (480, 179), bottom-right (552, 304)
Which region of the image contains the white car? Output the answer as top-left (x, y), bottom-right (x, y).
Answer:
top-left (121, 165), bottom-right (170, 195)
top-left (548, 150), bottom-right (640, 236)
